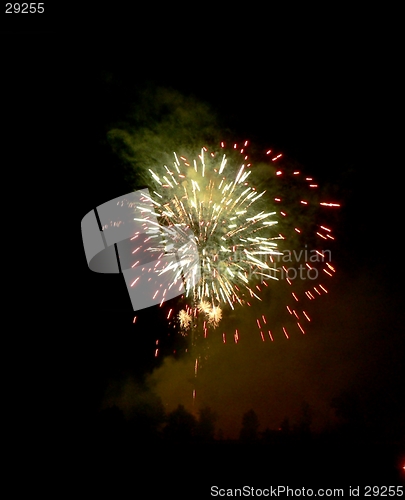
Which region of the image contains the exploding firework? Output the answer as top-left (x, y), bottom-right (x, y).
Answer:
top-left (133, 141), bottom-right (282, 329)
top-left (131, 141), bottom-right (340, 364)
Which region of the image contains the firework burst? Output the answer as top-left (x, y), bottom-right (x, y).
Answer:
top-left (134, 141), bottom-right (282, 330)
top-left (131, 140), bottom-right (340, 361)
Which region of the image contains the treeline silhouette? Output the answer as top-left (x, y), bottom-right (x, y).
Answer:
top-left (83, 393), bottom-right (404, 484)
top-left (91, 399), bottom-right (403, 443)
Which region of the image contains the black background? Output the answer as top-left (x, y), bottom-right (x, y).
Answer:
top-left (2, 11), bottom-right (404, 495)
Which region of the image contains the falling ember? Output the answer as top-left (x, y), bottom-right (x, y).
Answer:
top-left (131, 277), bottom-right (140, 287)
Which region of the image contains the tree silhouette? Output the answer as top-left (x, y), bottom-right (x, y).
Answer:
top-left (331, 391), bottom-right (365, 438)
top-left (239, 409), bottom-right (260, 442)
top-left (163, 404), bottom-right (197, 442)
top-left (127, 392), bottom-right (166, 443)
top-left (196, 406), bottom-right (217, 441)
top-left (217, 428), bottom-right (224, 441)
top-left (295, 401), bottom-right (312, 436)
top-left (278, 416), bottom-right (290, 434)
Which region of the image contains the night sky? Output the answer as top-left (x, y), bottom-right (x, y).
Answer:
top-left (4, 24), bottom-right (404, 492)
top-left (76, 40), bottom-right (404, 426)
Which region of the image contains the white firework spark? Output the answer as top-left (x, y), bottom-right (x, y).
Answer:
top-left (135, 142), bottom-right (281, 324)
